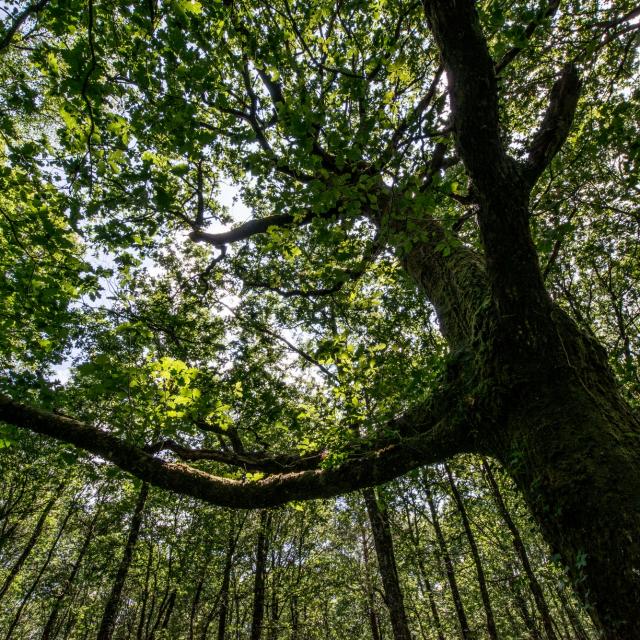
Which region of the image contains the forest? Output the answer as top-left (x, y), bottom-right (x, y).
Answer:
top-left (0, 0), bottom-right (638, 638)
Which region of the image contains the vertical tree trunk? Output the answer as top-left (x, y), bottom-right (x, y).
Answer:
top-left (97, 482), bottom-right (149, 640)
top-left (424, 480), bottom-right (471, 640)
top-left (4, 498), bottom-right (75, 640)
top-left (554, 587), bottom-right (590, 640)
top-left (509, 572), bottom-right (543, 640)
top-left (444, 464), bottom-right (499, 640)
top-left (41, 505), bottom-right (101, 640)
top-left (0, 488), bottom-right (60, 601)
top-left (215, 521), bottom-right (241, 640)
top-left (364, 488), bottom-right (413, 640)
top-left (399, 495), bottom-right (445, 640)
top-left (250, 509), bottom-right (271, 640)
top-left (289, 595), bottom-right (299, 640)
top-left (189, 562), bottom-right (207, 640)
top-left (156, 588), bottom-right (176, 636)
top-left (482, 459), bottom-right (558, 640)
top-left (359, 516), bottom-right (383, 640)
top-left (136, 543), bottom-right (153, 640)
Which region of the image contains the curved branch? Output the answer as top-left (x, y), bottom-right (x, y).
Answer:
top-left (0, 387), bottom-right (473, 509)
top-left (189, 198), bottom-right (350, 247)
top-left (144, 438), bottom-right (328, 473)
top-left (524, 63), bottom-right (581, 186)
top-left (189, 211), bottom-right (314, 246)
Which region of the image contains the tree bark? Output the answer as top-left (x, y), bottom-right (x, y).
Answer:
top-left (364, 488), bottom-right (413, 640)
top-left (444, 464), bottom-right (498, 640)
top-left (136, 543), bottom-right (153, 640)
top-left (96, 482), bottom-right (149, 640)
top-left (215, 520), bottom-right (241, 640)
top-left (423, 481), bottom-right (471, 640)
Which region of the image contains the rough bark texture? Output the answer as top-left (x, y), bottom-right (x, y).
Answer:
top-left (0, 1), bottom-right (638, 637)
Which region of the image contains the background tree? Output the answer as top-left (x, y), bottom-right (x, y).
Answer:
top-left (0, 0), bottom-right (638, 637)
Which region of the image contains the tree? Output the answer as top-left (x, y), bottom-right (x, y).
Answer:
top-left (0, 0), bottom-right (638, 637)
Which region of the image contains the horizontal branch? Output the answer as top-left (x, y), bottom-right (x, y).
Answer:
top-left (189, 211), bottom-right (314, 246)
top-left (0, 384), bottom-right (472, 509)
top-left (189, 200), bottom-right (352, 247)
top-left (144, 439), bottom-right (327, 473)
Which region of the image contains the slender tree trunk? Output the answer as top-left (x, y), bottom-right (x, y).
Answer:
top-left (4, 498), bottom-right (74, 639)
top-left (214, 522), bottom-right (241, 640)
top-left (267, 586), bottom-right (279, 640)
top-left (359, 517), bottom-right (383, 640)
top-left (156, 588), bottom-right (176, 636)
top-left (364, 489), bottom-right (413, 640)
top-left (555, 587), bottom-right (590, 640)
top-left (0, 487), bottom-right (60, 601)
top-left (136, 544), bottom-right (153, 640)
top-left (509, 573), bottom-right (542, 640)
top-left (444, 464), bottom-right (499, 640)
top-left (97, 482), bottom-right (149, 640)
top-left (250, 510), bottom-right (271, 640)
top-left (400, 495), bottom-right (445, 640)
top-left (289, 595), bottom-right (299, 640)
top-left (189, 562), bottom-right (207, 640)
top-left (41, 505), bottom-right (101, 640)
top-left (423, 480), bottom-right (471, 640)
top-left (482, 459), bottom-right (558, 640)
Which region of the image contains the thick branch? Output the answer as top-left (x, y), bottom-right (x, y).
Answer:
top-left (189, 211), bottom-right (314, 246)
top-left (524, 63), bottom-right (581, 186)
top-left (423, 0), bottom-right (550, 317)
top-left (0, 388), bottom-right (472, 509)
top-left (189, 200), bottom-right (350, 247)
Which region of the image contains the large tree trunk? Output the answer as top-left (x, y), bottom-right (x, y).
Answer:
top-left (484, 315), bottom-right (640, 639)
top-left (364, 489), bottom-right (413, 640)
